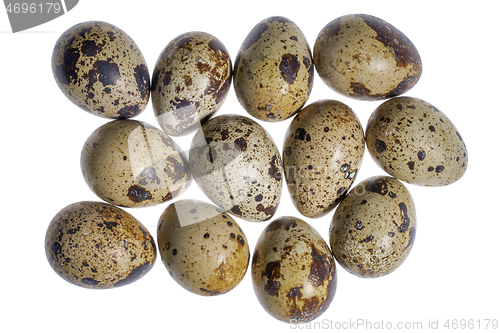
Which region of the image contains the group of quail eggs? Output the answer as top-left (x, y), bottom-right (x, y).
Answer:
top-left (46, 14), bottom-right (468, 323)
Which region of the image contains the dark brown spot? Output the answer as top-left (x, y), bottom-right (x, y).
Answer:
top-left (375, 139), bottom-right (387, 153)
top-left (230, 205), bottom-right (242, 216)
top-left (359, 14), bottom-right (421, 68)
top-left (397, 203), bottom-right (411, 233)
top-left (287, 286), bottom-right (303, 298)
top-left (436, 165), bottom-right (445, 173)
top-left (242, 22), bottom-right (268, 51)
top-left (206, 147), bottom-right (217, 163)
top-left (407, 161), bottom-right (415, 170)
top-left (355, 221), bottom-right (363, 230)
top-left (81, 278), bottom-right (99, 286)
top-left (279, 53), bottom-right (300, 85)
top-left (162, 70), bottom-right (173, 87)
top-left (220, 129), bottom-right (229, 140)
top-left (324, 127), bottom-right (329, 132)
top-left (165, 156), bottom-right (186, 183)
top-left (336, 187), bottom-right (346, 196)
top-left (406, 227), bottom-right (416, 249)
top-left (285, 146), bottom-right (292, 156)
top-left (429, 125), bottom-right (435, 132)
top-left (208, 38), bottom-right (227, 54)
top-left (350, 81), bottom-right (374, 97)
top-left (114, 262), bottom-right (153, 288)
top-left (81, 39), bottom-right (103, 57)
top-left (127, 185), bottom-right (152, 203)
top-left (92, 59), bottom-right (121, 86)
top-left (133, 64), bottom-right (149, 100)
top-left (290, 36), bottom-right (299, 42)
top-left (138, 167), bottom-right (161, 185)
top-left (234, 137), bottom-right (247, 151)
top-left (361, 235), bottom-right (374, 243)
top-left (256, 204), bottom-right (276, 217)
top-left (55, 42), bottom-right (80, 86)
top-left (176, 36), bottom-right (193, 49)
top-left (237, 235), bottom-right (245, 246)
top-left (428, 166), bottom-right (434, 172)
top-left (365, 178), bottom-right (388, 195)
top-left (417, 150), bottom-right (426, 160)
top-left (255, 194), bottom-right (263, 202)
top-left (266, 218), bottom-right (297, 232)
top-left (269, 155), bottom-right (282, 181)
top-left (199, 288), bottom-right (220, 296)
top-left (264, 261), bottom-right (281, 296)
top-left (196, 61), bottom-right (211, 74)
top-left (294, 128), bottom-right (307, 140)
top-left (309, 245), bottom-right (331, 287)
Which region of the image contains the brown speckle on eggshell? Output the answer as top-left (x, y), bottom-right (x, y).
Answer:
top-left (45, 201), bottom-right (156, 289)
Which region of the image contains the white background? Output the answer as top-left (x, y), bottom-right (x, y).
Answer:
top-left (1, 1), bottom-right (498, 332)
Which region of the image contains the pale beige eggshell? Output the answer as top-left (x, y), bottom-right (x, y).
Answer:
top-left (234, 16), bottom-right (314, 122)
top-left (252, 216), bottom-right (337, 323)
top-left (151, 32), bottom-right (232, 136)
top-left (283, 100), bottom-right (365, 218)
top-left (45, 201), bottom-right (156, 289)
top-left (313, 14), bottom-right (422, 100)
top-left (157, 199), bottom-right (250, 296)
top-left (365, 97), bottom-right (468, 186)
top-left (81, 120), bottom-right (191, 207)
top-left (330, 176), bottom-right (416, 278)
top-left (189, 115), bottom-right (282, 222)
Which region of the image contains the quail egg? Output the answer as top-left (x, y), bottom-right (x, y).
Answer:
top-left (283, 100), bottom-right (364, 218)
top-left (151, 31), bottom-right (232, 136)
top-left (252, 216), bottom-right (337, 323)
top-left (45, 201), bottom-right (156, 289)
top-left (52, 21), bottom-right (150, 119)
top-left (365, 96), bottom-right (468, 186)
top-left (234, 16), bottom-right (313, 121)
top-left (157, 199), bottom-right (250, 296)
top-left (330, 176), bottom-right (416, 278)
top-left (81, 120), bottom-right (191, 207)
top-left (189, 114), bottom-right (282, 222)
top-left (314, 14), bottom-right (422, 100)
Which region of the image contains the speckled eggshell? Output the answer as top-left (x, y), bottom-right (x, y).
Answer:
top-left (81, 120), bottom-right (191, 207)
top-left (189, 114), bottom-right (282, 222)
top-left (283, 100), bottom-right (365, 218)
top-left (52, 21), bottom-right (150, 119)
top-left (330, 176), bottom-right (416, 278)
top-left (313, 14), bottom-right (422, 100)
top-left (157, 199), bottom-right (250, 296)
top-left (252, 216), bottom-right (337, 323)
top-left (234, 16), bottom-right (314, 122)
top-left (151, 32), bottom-right (232, 136)
top-left (366, 97), bottom-right (468, 186)
top-left (45, 201), bottom-right (156, 289)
